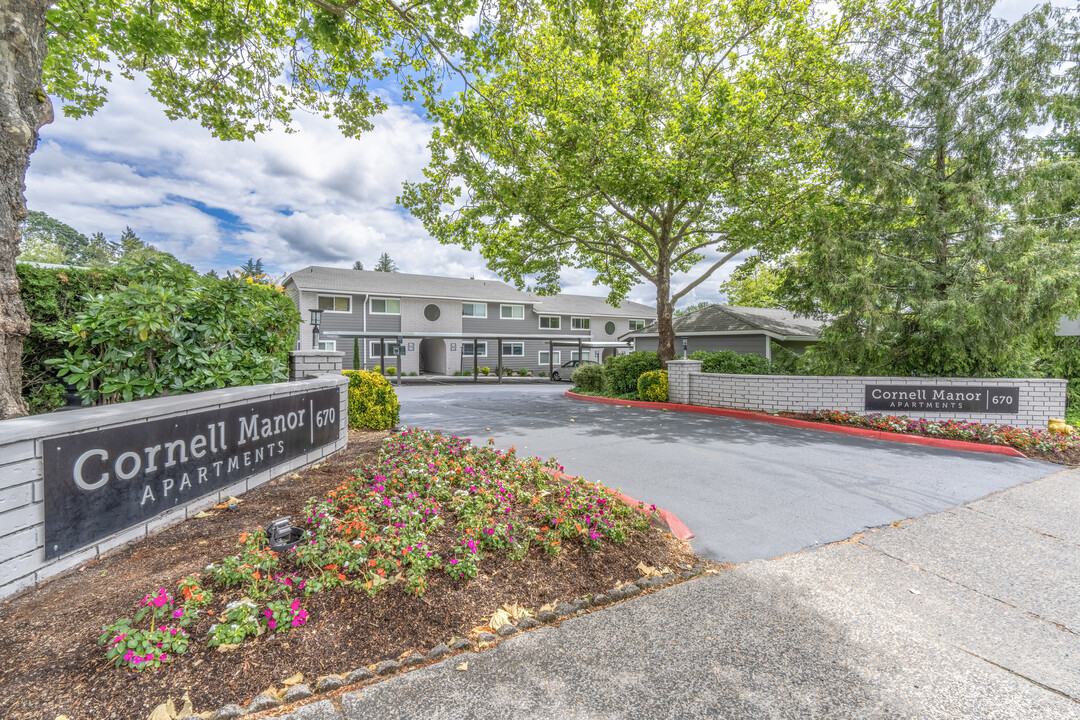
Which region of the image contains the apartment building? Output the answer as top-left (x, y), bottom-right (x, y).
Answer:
top-left (283, 266), bottom-right (655, 375)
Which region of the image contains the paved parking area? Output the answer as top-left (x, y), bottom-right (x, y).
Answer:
top-left (397, 384), bottom-right (1060, 562)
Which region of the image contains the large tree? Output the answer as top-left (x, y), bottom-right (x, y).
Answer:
top-left (1, 0), bottom-right (527, 418)
top-left (403, 0), bottom-right (860, 364)
top-left (784, 0), bottom-right (1080, 377)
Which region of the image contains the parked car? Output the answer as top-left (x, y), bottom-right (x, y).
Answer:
top-left (551, 358), bottom-right (597, 382)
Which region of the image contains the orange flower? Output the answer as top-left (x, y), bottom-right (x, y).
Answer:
top-left (238, 532), bottom-right (249, 544)
top-left (338, 573), bottom-right (347, 582)
top-left (368, 559), bottom-right (377, 567)
top-left (252, 571), bottom-right (262, 580)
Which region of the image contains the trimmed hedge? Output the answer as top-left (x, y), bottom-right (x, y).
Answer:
top-left (603, 351), bottom-right (661, 395)
top-left (571, 362), bottom-right (604, 392)
top-left (688, 349), bottom-right (780, 375)
top-left (637, 370), bottom-right (668, 402)
top-left (18, 264), bottom-right (126, 413)
top-left (343, 370), bottom-right (400, 430)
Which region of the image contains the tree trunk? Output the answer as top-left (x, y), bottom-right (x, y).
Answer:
top-left (655, 275), bottom-right (675, 367)
top-left (0, 0), bottom-right (51, 419)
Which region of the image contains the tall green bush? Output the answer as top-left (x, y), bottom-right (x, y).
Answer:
top-left (353, 338), bottom-right (360, 370)
top-left (571, 361), bottom-right (604, 392)
top-left (18, 264), bottom-right (126, 413)
top-left (602, 351), bottom-right (660, 395)
top-left (48, 260), bottom-right (299, 405)
top-left (343, 370), bottom-right (400, 429)
top-left (689, 350), bottom-right (780, 375)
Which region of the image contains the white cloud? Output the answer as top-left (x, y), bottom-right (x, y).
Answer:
top-left (25, 74), bottom-right (745, 310)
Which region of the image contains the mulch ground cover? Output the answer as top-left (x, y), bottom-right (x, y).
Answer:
top-left (0, 429), bottom-right (701, 720)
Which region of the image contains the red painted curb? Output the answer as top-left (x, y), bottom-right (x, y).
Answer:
top-left (565, 391), bottom-right (1028, 459)
top-left (541, 468), bottom-right (696, 541)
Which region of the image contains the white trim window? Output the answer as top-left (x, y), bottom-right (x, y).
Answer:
top-left (502, 342), bottom-right (524, 357)
top-left (462, 302), bottom-right (488, 318)
top-left (571, 317), bottom-right (590, 330)
top-left (569, 350), bottom-right (584, 361)
top-left (463, 341), bottom-right (488, 357)
top-left (539, 315), bottom-right (561, 330)
top-left (369, 297), bottom-right (401, 314)
top-left (629, 319), bottom-right (647, 330)
top-left (317, 340), bottom-right (336, 351)
top-left (539, 350), bottom-right (561, 365)
top-left (500, 304), bottom-right (525, 320)
top-left (370, 341), bottom-right (402, 356)
top-left (317, 295), bottom-right (351, 313)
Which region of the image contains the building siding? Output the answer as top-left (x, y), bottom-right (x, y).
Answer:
top-left (634, 334), bottom-right (770, 356)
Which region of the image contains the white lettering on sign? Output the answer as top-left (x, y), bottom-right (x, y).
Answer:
top-left (73, 449), bottom-right (109, 491)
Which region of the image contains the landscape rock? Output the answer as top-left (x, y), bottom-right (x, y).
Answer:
top-left (427, 643), bottom-right (451, 660)
top-left (495, 623), bottom-right (519, 637)
top-left (634, 577), bottom-right (650, 589)
top-left (536, 610), bottom-right (558, 624)
top-left (211, 705), bottom-right (244, 720)
top-left (346, 668), bottom-right (374, 684)
top-left (403, 653), bottom-right (426, 667)
top-left (591, 593), bottom-right (609, 605)
top-left (517, 616), bottom-right (542, 630)
top-left (450, 638), bottom-right (474, 651)
top-left (316, 675), bottom-right (345, 693)
top-left (246, 693), bottom-right (281, 713)
top-left (475, 631), bottom-right (497, 644)
top-left (606, 586), bottom-right (626, 600)
top-left (554, 602), bottom-right (578, 616)
top-left (284, 684), bottom-right (313, 703)
top-left (375, 660), bottom-right (401, 676)
top-left (620, 584), bottom-right (642, 598)
top-left (573, 597), bottom-right (592, 611)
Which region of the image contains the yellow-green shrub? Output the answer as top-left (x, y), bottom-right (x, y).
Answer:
top-left (343, 370), bottom-right (400, 430)
top-left (637, 370), bottom-right (669, 402)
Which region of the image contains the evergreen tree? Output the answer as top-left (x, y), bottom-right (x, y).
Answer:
top-left (240, 258), bottom-right (266, 279)
top-left (119, 226), bottom-right (145, 256)
top-left (353, 337), bottom-right (361, 369)
top-left (790, 0), bottom-right (1080, 377)
top-left (373, 253), bottom-right (398, 273)
top-left (353, 260), bottom-right (365, 271)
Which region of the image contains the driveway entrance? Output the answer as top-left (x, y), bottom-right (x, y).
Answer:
top-left (396, 384), bottom-right (1060, 562)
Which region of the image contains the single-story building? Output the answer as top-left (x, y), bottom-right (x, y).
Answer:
top-left (621, 304), bottom-right (823, 360)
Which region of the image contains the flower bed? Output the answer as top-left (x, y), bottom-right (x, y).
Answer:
top-left (808, 410), bottom-right (1080, 456)
top-left (98, 429), bottom-right (658, 671)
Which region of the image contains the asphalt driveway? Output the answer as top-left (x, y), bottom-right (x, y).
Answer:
top-left (396, 384), bottom-right (1061, 562)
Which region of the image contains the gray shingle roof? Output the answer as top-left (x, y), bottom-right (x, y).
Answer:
top-left (284, 266), bottom-right (656, 317)
top-left (623, 304), bottom-right (822, 339)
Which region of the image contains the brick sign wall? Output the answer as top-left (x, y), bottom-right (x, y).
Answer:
top-left (666, 360), bottom-right (1065, 429)
top-left (0, 374), bottom-right (348, 600)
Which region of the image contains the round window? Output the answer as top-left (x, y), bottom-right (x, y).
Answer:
top-left (605, 321), bottom-right (616, 335)
top-left (424, 304), bottom-right (441, 321)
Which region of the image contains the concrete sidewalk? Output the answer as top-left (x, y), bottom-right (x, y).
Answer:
top-left (285, 469), bottom-right (1080, 719)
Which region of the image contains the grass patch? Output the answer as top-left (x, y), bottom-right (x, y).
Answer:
top-left (569, 387), bottom-right (639, 401)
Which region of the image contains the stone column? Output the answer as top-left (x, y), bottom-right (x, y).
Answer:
top-left (289, 350), bottom-right (344, 381)
top-left (666, 359), bottom-right (701, 404)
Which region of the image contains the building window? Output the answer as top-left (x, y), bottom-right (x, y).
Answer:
top-left (629, 319), bottom-right (647, 330)
top-left (462, 302), bottom-right (487, 318)
top-left (370, 297), bottom-right (401, 314)
top-left (604, 321), bottom-right (616, 335)
top-left (569, 350), bottom-right (584, 361)
top-left (502, 342), bottom-right (524, 356)
top-left (318, 340), bottom-right (336, 351)
top-left (317, 295), bottom-right (351, 313)
top-left (463, 342), bottom-right (488, 357)
top-left (571, 317), bottom-right (590, 330)
top-left (539, 315), bottom-right (561, 329)
top-left (539, 350), bottom-right (561, 365)
top-left (500, 304), bottom-right (524, 319)
top-left (370, 341), bottom-right (402, 356)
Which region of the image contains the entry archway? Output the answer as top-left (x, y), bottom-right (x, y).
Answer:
top-left (419, 339), bottom-right (447, 374)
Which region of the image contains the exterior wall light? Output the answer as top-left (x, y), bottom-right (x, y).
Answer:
top-left (310, 309), bottom-right (323, 349)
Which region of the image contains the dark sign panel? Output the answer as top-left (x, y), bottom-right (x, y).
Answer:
top-left (865, 385), bottom-right (1019, 413)
top-left (43, 388), bottom-right (341, 559)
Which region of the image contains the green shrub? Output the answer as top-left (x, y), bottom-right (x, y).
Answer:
top-left (342, 370), bottom-right (400, 429)
top-left (539, 370), bottom-right (547, 377)
top-left (603, 351), bottom-right (661, 395)
top-left (48, 260), bottom-right (298, 405)
top-left (571, 362), bottom-right (605, 392)
top-left (352, 338), bottom-right (360, 370)
top-left (385, 366), bottom-right (397, 376)
top-left (637, 370), bottom-right (668, 402)
top-left (689, 349), bottom-right (778, 375)
top-left (480, 366), bottom-right (490, 376)
top-left (18, 264), bottom-right (126, 413)
top-left (517, 367), bottom-right (528, 377)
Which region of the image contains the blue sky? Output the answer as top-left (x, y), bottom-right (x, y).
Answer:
top-left (22, 0), bottom-right (1046, 307)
